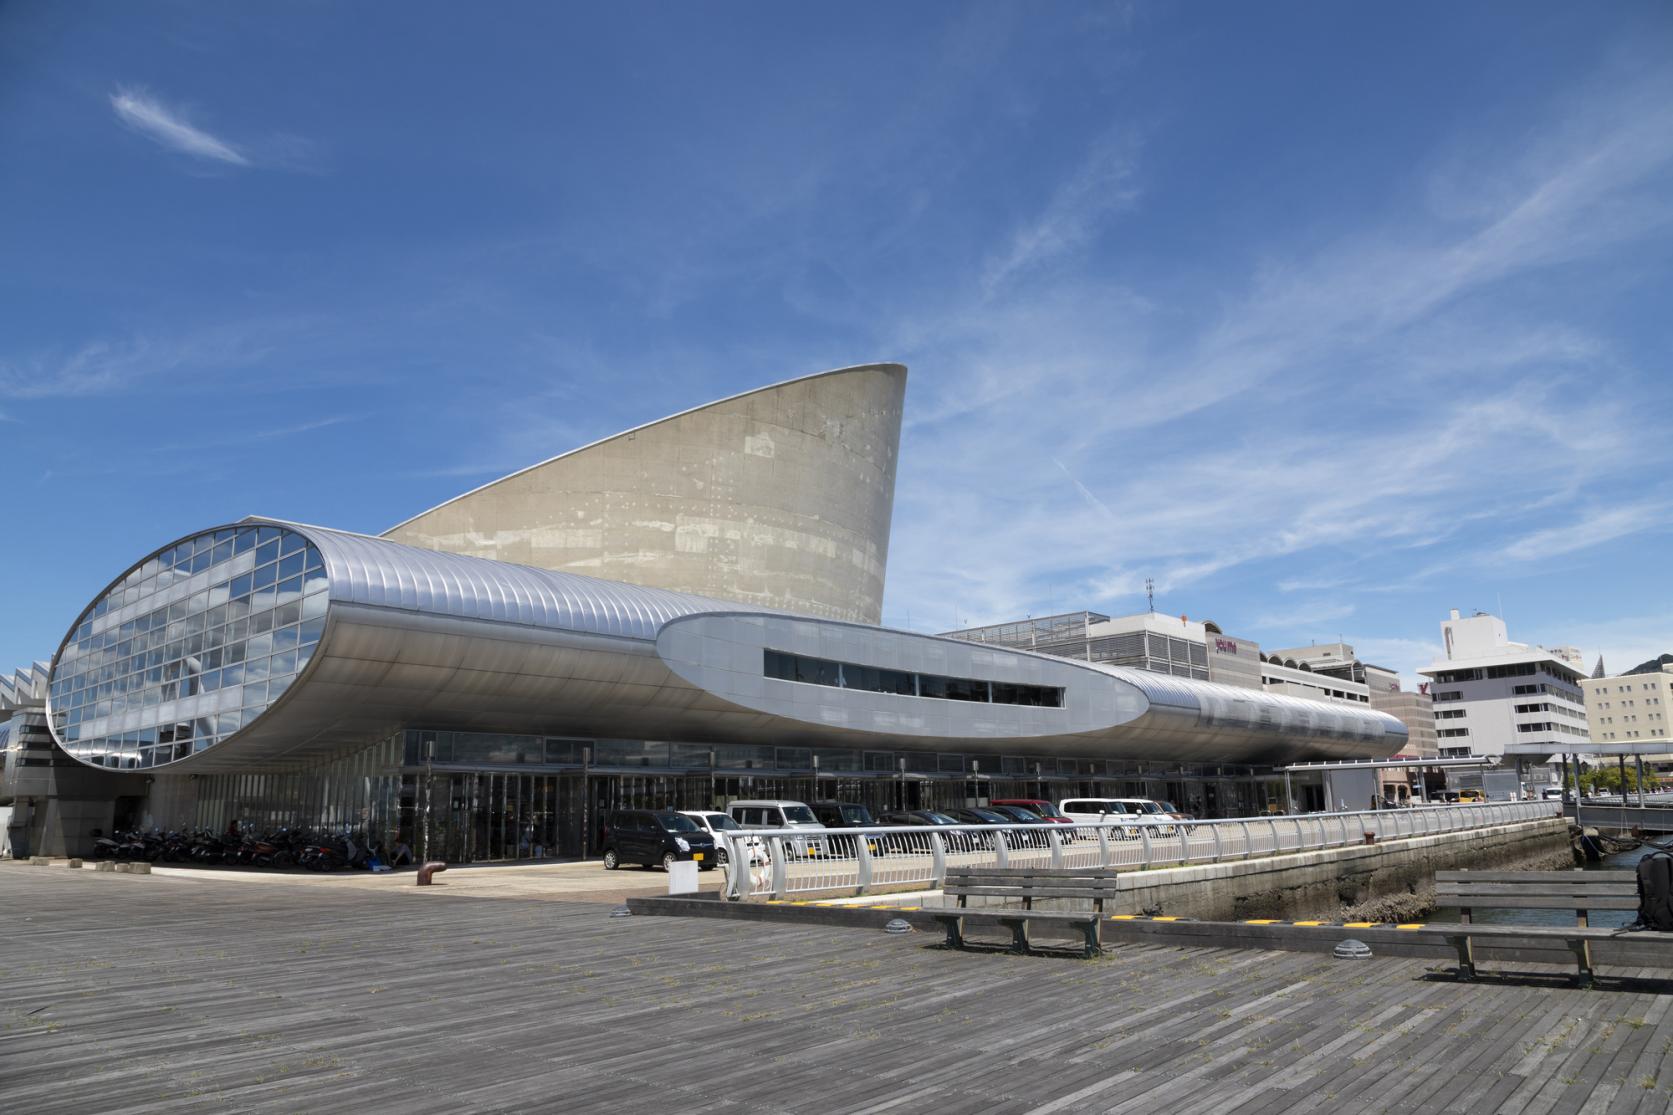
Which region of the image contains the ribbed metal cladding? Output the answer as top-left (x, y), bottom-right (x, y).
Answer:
top-left (1092, 663), bottom-right (1403, 742)
top-left (271, 518), bottom-right (769, 642)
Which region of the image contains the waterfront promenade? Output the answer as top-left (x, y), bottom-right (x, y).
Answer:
top-left (3, 866), bottom-right (1672, 1113)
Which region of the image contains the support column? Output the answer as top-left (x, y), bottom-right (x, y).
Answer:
top-left (1619, 754), bottom-right (1628, 808)
top-left (1283, 771), bottom-right (1294, 815)
top-left (1636, 755), bottom-right (1646, 808)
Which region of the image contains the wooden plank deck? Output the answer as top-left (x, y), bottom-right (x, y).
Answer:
top-left (3, 865), bottom-right (1673, 1113)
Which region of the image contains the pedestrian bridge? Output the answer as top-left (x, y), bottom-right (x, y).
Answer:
top-left (720, 800), bottom-right (1558, 901)
top-left (1574, 801), bottom-right (1673, 834)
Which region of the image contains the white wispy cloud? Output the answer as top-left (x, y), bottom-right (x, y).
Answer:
top-left (879, 63), bottom-right (1673, 630)
top-left (982, 128), bottom-right (1142, 295)
top-left (110, 87), bottom-right (249, 166)
top-left (1499, 500), bottom-right (1673, 563)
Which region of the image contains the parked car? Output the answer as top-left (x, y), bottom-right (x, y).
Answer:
top-left (601, 809), bottom-right (718, 871)
top-left (877, 809), bottom-right (986, 852)
top-left (989, 799), bottom-right (1075, 824)
top-left (1539, 787), bottom-right (1567, 802)
top-left (807, 801), bottom-right (886, 858)
top-left (981, 803), bottom-right (1055, 846)
top-left (809, 800), bottom-right (875, 828)
top-left (945, 806), bottom-right (1040, 848)
top-left (1059, 797), bottom-right (1176, 837)
top-left (727, 799), bottom-right (829, 855)
top-left (679, 810), bottom-right (764, 866)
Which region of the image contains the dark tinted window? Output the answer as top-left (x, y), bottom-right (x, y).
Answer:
top-left (766, 649), bottom-right (1061, 708)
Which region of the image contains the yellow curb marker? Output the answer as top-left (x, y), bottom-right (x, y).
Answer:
top-left (1396, 923), bottom-right (1425, 930)
top-left (1110, 915), bottom-right (1138, 920)
top-left (1151, 916), bottom-right (1181, 921)
top-left (1243, 919), bottom-right (1280, 925)
top-left (1293, 921), bottom-right (1324, 927)
top-left (1343, 921), bottom-right (1377, 928)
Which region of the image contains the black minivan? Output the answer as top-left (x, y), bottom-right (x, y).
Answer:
top-left (601, 810), bottom-right (719, 871)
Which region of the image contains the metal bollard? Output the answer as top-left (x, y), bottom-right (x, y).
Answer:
top-left (417, 861), bottom-right (448, 885)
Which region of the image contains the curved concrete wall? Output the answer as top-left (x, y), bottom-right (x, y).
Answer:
top-left (384, 363), bottom-right (906, 625)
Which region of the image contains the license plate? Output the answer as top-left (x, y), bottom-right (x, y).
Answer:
top-left (692, 852), bottom-right (704, 861)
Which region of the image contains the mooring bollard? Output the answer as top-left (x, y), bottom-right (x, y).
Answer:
top-left (1363, 832), bottom-right (1377, 845)
top-left (417, 861), bottom-right (448, 886)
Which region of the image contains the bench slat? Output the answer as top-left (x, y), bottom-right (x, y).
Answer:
top-left (1434, 870), bottom-right (1635, 883)
top-left (1443, 896), bottom-right (1641, 911)
top-left (1436, 884), bottom-right (1637, 898)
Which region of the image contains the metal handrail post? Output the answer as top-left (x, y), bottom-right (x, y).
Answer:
top-left (1095, 826), bottom-right (1109, 869)
top-left (1209, 822), bottom-right (1222, 864)
top-left (1267, 817), bottom-right (1280, 854)
top-left (994, 829), bottom-right (1010, 869)
top-left (723, 833), bottom-right (743, 900)
top-left (768, 835), bottom-right (787, 898)
top-left (1240, 820), bottom-right (1252, 859)
top-left (1048, 827), bottom-right (1064, 869)
top-left (1138, 823), bottom-right (1153, 868)
top-left (930, 831), bottom-right (947, 888)
top-left (855, 832), bottom-right (873, 895)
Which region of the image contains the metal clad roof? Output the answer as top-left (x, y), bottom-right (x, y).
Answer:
top-left (277, 519), bottom-right (765, 641)
top-left (1088, 661), bottom-right (1402, 741)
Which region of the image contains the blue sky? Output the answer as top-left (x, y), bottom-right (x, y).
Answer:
top-left (3, 2), bottom-right (1671, 686)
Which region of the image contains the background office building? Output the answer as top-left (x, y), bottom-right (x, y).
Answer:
top-left (1417, 610), bottom-right (1589, 760)
top-left (942, 610), bottom-right (1265, 690)
top-left (2, 365), bottom-right (1407, 862)
top-left (1584, 658), bottom-right (1673, 749)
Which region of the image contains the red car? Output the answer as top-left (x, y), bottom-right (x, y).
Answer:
top-left (989, 799), bottom-right (1074, 823)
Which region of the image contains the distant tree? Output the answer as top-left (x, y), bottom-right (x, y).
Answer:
top-left (1577, 764), bottom-right (1660, 795)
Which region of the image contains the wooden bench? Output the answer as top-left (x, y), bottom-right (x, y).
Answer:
top-left (1430, 870), bottom-right (1669, 987)
top-left (931, 868), bottom-right (1122, 958)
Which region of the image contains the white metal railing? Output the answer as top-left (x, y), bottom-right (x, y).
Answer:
top-left (719, 800), bottom-right (1559, 900)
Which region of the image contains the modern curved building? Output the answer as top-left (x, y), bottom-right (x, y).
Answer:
top-left (20, 364), bottom-right (1405, 862)
top-left (384, 362), bottom-right (905, 625)
top-left (47, 519), bottom-right (1403, 777)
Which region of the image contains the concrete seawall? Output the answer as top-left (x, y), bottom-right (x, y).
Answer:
top-left (945, 818), bottom-right (1570, 922)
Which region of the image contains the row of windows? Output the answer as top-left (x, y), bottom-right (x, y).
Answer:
top-left (1436, 709), bottom-right (1466, 719)
top-left (1437, 728), bottom-right (1471, 738)
top-left (1516, 721), bottom-right (1589, 736)
top-left (763, 650), bottom-right (1065, 708)
top-left (79, 526), bottom-right (310, 635)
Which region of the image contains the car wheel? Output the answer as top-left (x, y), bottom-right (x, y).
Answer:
top-left (715, 848), bottom-right (729, 866)
top-left (602, 848), bottom-right (620, 870)
top-left (662, 852), bottom-right (678, 871)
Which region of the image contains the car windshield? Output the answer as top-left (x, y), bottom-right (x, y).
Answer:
top-left (840, 806), bottom-right (872, 824)
top-left (1035, 803), bottom-right (1069, 820)
top-left (659, 814), bottom-right (700, 833)
top-left (1157, 802), bottom-right (1179, 813)
top-left (782, 805), bottom-right (818, 824)
top-left (1136, 802), bottom-right (1166, 814)
top-left (920, 811), bottom-right (958, 824)
top-left (705, 814), bottom-right (741, 830)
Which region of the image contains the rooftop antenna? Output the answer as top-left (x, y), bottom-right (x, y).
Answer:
top-left (1145, 577), bottom-right (1155, 613)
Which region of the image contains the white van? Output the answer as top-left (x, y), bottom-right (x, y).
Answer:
top-left (1059, 798), bottom-right (1176, 835)
top-left (727, 799), bottom-right (829, 855)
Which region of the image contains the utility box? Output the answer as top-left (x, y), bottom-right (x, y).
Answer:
top-left (667, 860), bottom-right (699, 895)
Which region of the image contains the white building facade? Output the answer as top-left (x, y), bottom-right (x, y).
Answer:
top-left (1417, 610), bottom-right (1589, 759)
